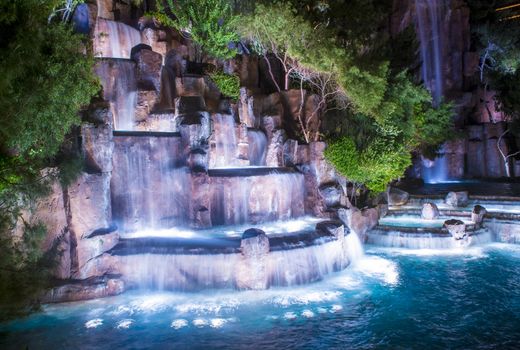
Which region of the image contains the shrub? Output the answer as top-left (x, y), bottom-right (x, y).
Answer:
top-left (209, 70), bottom-right (240, 100)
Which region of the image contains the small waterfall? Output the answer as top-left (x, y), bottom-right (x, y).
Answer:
top-left (118, 253), bottom-right (240, 291)
top-left (421, 154), bottom-right (448, 183)
top-left (212, 114), bottom-right (239, 167)
top-left (248, 130), bottom-right (267, 166)
top-left (345, 232), bottom-right (364, 264)
top-left (111, 134), bottom-right (190, 231)
top-left (93, 18), bottom-right (142, 59)
top-left (95, 59), bottom-right (137, 130)
top-left (210, 172), bottom-right (306, 225)
top-left (117, 239), bottom-right (349, 290)
top-left (415, 0), bottom-right (445, 106)
top-left (367, 230), bottom-right (456, 249)
top-left (268, 240), bottom-right (349, 286)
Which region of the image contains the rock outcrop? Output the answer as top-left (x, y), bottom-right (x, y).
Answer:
top-left (235, 229), bottom-right (270, 290)
top-left (421, 202), bottom-right (440, 220)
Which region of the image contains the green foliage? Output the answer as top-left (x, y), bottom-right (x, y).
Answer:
top-left (325, 136), bottom-right (411, 193)
top-left (209, 70), bottom-right (240, 100)
top-left (0, 0), bottom-right (97, 320)
top-left (153, 0), bottom-right (239, 59)
top-left (0, 221), bottom-right (57, 322)
top-left (469, 1), bottom-right (520, 120)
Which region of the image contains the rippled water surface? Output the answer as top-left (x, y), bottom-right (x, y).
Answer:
top-left (1, 244), bottom-right (520, 349)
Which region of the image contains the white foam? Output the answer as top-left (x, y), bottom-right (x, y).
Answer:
top-left (330, 305), bottom-right (343, 313)
top-left (193, 318), bottom-right (208, 327)
top-left (283, 312), bottom-right (297, 320)
top-left (301, 309), bottom-right (315, 318)
top-left (210, 318), bottom-right (227, 328)
top-left (85, 319), bottom-right (103, 329)
top-left (116, 319), bottom-right (133, 329)
top-left (171, 319), bottom-right (188, 329)
top-left (353, 256), bottom-right (400, 285)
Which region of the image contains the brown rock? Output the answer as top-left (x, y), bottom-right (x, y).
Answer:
top-left (68, 172), bottom-right (112, 240)
top-left (421, 202), bottom-right (440, 220)
top-left (134, 48), bottom-right (163, 92)
top-left (235, 229), bottom-right (270, 290)
top-left (81, 123), bottom-right (114, 173)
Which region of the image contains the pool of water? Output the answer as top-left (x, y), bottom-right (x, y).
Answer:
top-left (378, 215), bottom-right (473, 228)
top-left (121, 216), bottom-right (323, 240)
top-left (2, 244), bottom-right (520, 349)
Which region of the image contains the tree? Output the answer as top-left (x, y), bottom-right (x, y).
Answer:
top-left (153, 0), bottom-right (239, 60)
top-left (0, 0), bottom-right (98, 320)
top-left (469, 1), bottom-right (520, 176)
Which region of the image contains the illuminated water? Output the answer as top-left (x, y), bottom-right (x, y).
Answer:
top-left (2, 244), bottom-right (520, 349)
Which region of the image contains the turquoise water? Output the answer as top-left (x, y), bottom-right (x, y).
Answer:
top-left (1, 243), bottom-right (520, 349)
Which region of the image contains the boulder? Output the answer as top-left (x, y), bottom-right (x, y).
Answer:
top-left (75, 231), bottom-right (119, 278)
top-left (421, 202), bottom-right (440, 220)
top-left (81, 123), bottom-right (114, 173)
top-left (444, 219), bottom-right (467, 240)
top-left (338, 206), bottom-right (379, 241)
top-left (175, 96), bottom-right (206, 114)
top-left (175, 76), bottom-right (206, 96)
top-left (141, 27), bottom-right (168, 56)
top-left (75, 253), bottom-right (119, 280)
top-left (133, 47), bottom-right (163, 92)
top-left (388, 187), bottom-right (409, 206)
top-left (309, 141), bottom-right (337, 186)
top-left (283, 139), bottom-right (298, 166)
top-left (445, 191), bottom-right (469, 207)
top-left (82, 100), bottom-right (112, 125)
top-left (42, 277), bottom-right (125, 303)
top-left (471, 205), bottom-right (487, 225)
top-left (265, 129), bottom-right (286, 167)
top-left (68, 172), bottom-right (112, 240)
top-left (318, 183), bottom-right (343, 208)
top-left (235, 229), bottom-right (270, 290)
top-left (134, 90), bottom-right (159, 121)
top-left (179, 112), bottom-right (211, 151)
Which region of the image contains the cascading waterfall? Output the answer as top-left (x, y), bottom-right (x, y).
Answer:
top-left (210, 172), bottom-right (306, 225)
top-left (93, 18), bottom-right (142, 59)
top-left (212, 114), bottom-right (239, 167)
top-left (117, 237), bottom-right (352, 290)
top-left (111, 134), bottom-right (190, 231)
top-left (421, 153), bottom-right (448, 184)
top-left (415, 0), bottom-right (445, 106)
top-left (96, 59), bottom-right (137, 130)
top-left (415, 0), bottom-right (449, 182)
top-left (248, 130), bottom-right (268, 166)
top-left (345, 232), bottom-right (364, 263)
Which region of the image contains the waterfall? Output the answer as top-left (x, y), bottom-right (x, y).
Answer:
top-left (421, 153), bottom-right (448, 183)
top-left (93, 18), bottom-right (142, 59)
top-left (345, 232), bottom-right (364, 264)
top-left (111, 134), bottom-right (190, 231)
top-left (415, 0), bottom-right (445, 106)
top-left (248, 130), bottom-right (268, 166)
top-left (95, 59), bottom-right (137, 130)
top-left (117, 238), bottom-right (349, 290)
top-left (212, 114), bottom-right (239, 167)
top-left (210, 172), bottom-right (306, 225)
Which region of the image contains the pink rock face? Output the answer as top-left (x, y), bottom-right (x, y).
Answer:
top-left (134, 48), bottom-right (163, 92)
top-left (42, 277), bottom-right (125, 303)
top-left (81, 123), bottom-right (114, 173)
top-left (75, 232), bottom-right (120, 279)
top-left (68, 172), bottom-right (112, 240)
top-left (141, 27), bottom-right (168, 57)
